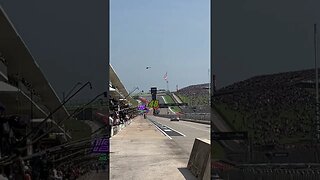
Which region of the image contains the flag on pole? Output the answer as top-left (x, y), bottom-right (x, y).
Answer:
top-left (163, 72), bottom-right (168, 81)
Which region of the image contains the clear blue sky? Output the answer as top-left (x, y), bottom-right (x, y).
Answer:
top-left (110, 0), bottom-right (210, 93)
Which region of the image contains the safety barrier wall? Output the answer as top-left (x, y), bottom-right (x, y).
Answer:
top-left (187, 138), bottom-right (211, 180)
top-left (155, 114), bottom-right (210, 124)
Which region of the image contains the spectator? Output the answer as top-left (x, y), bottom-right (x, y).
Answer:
top-left (0, 166), bottom-right (8, 180)
top-left (12, 151), bottom-right (25, 180)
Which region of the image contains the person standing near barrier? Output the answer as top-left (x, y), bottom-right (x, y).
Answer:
top-left (12, 151), bottom-right (25, 180)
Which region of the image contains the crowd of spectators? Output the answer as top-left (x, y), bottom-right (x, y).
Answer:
top-left (0, 111), bottom-right (107, 179)
top-left (0, 115), bottom-right (28, 159)
top-left (214, 69), bottom-right (318, 147)
top-left (0, 153), bottom-right (96, 180)
top-left (109, 110), bottom-right (135, 127)
top-left (177, 83), bottom-right (210, 107)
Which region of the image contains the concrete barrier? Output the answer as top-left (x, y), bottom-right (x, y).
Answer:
top-left (187, 138), bottom-right (211, 180)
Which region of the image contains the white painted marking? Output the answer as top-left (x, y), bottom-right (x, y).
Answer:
top-left (151, 121), bottom-right (172, 139)
top-left (164, 125), bottom-right (186, 137)
top-left (164, 129), bottom-right (171, 132)
top-left (153, 120), bottom-right (186, 137)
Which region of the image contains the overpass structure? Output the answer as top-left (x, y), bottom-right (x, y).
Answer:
top-left (109, 64), bottom-right (135, 105)
top-left (0, 6), bottom-right (69, 121)
top-left (0, 5), bottom-right (71, 155)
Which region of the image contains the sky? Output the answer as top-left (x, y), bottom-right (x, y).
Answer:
top-left (213, 0), bottom-right (320, 89)
top-left (0, 0), bottom-right (108, 102)
top-left (2, 0), bottom-right (320, 99)
top-left (110, 0), bottom-right (210, 93)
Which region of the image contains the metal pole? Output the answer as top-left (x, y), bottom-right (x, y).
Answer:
top-left (28, 92), bottom-right (33, 155)
top-left (208, 68), bottom-right (210, 105)
top-left (315, 24), bottom-right (319, 142)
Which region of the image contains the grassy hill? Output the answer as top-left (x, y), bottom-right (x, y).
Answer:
top-left (176, 83), bottom-right (209, 106)
top-left (213, 69), bottom-right (317, 146)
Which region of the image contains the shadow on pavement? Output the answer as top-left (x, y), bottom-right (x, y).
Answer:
top-left (178, 168), bottom-right (197, 180)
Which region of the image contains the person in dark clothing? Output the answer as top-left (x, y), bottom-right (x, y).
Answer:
top-left (30, 155), bottom-right (41, 180)
top-left (39, 154), bottom-right (49, 180)
top-left (12, 151), bottom-right (25, 180)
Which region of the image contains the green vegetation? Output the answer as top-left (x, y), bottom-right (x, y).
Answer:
top-left (163, 95), bottom-right (175, 103)
top-left (178, 94), bottom-right (189, 103)
top-left (163, 95), bottom-right (181, 112)
top-left (63, 119), bottom-right (91, 140)
top-left (176, 93), bottom-right (209, 106)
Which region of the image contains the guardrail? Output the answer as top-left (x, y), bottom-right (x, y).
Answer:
top-left (155, 113), bottom-right (210, 124)
top-left (158, 103), bottom-right (188, 108)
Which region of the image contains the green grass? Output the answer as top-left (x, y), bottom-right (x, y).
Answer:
top-left (163, 95), bottom-right (175, 103)
top-left (178, 95), bottom-right (189, 103)
top-left (63, 119), bottom-right (91, 140)
top-left (162, 95), bottom-right (182, 112)
top-left (176, 93), bottom-right (209, 106)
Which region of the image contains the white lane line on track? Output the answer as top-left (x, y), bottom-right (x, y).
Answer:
top-left (178, 122), bottom-right (210, 132)
top-left (151, 121), bottom-right (172, 139)
top-left (151, 117), bottom-right (187, 136)
top-left (158, 123), bottom-right (186, 137)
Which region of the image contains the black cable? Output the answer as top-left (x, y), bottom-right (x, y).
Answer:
top-left (14, 82), bottom-right (92, 148)
top-left (31, 91), bottom-right (107, 144)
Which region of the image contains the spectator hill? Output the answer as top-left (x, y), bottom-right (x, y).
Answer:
top-left (176, 83), bottom-right (209, 107)
top-left (213, 68), bottom-right (320, 148)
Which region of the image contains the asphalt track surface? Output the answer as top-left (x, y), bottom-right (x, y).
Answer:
top-left (148, 115), bottom-right (210, 156)
top-left (149, 118), bottom-right (184, 137)
top-left (110, 116), bottom-right (197, 180)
